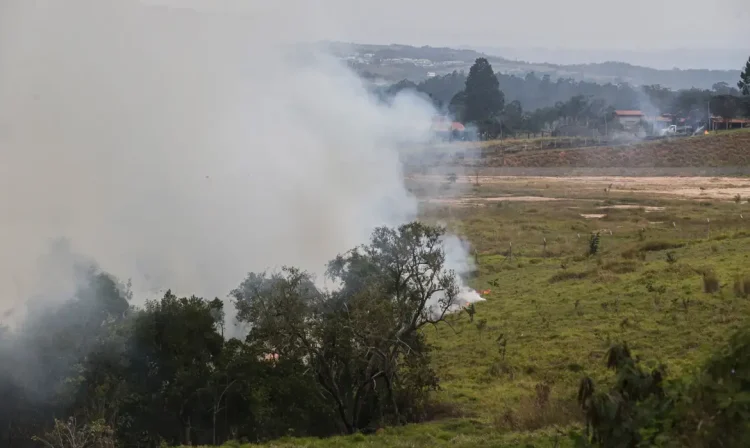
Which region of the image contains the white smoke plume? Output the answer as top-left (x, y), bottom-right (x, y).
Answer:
top-left (0, 1), bottom-right (480, 331)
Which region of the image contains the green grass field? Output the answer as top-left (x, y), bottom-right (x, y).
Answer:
top-left (196, 178), bottom-right (750, 447)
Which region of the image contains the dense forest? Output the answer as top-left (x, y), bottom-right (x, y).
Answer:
top-left (0, 224), bottom-right (462, 447)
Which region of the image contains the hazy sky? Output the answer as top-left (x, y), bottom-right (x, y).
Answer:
top-left (156, 0), bottom-right (749, 51)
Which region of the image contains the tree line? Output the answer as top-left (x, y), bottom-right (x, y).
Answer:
top-left (383, 56), bottom-right (750, 139)
top-left (0, 223), bottom-right (462, 447)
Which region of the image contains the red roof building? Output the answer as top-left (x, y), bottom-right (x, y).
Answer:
top-left (614, 110), bottom-right (645, 117)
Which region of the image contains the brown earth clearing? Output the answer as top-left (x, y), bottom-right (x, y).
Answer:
top-left (421, 129), bottom-right (750, 170)
top-left (411, 175), bottom-right (750, 202)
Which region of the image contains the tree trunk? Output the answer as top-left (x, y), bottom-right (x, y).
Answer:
top-left (185, 417), bottom-right (191, 446)
top-left (212, 409), bottom-right (217, 446)
top-left (383, 374), bottom-right (401, 424)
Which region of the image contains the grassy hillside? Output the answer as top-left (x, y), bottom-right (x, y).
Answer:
top-left (477, 130), bottom-right (750, 168)
top-left (198, 182), bottom-right (750, 447)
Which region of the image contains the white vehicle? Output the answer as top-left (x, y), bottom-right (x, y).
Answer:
top-left (660, 125), bottom-right (678, 136)
top-left (659, 124), bottom-right (693, 137)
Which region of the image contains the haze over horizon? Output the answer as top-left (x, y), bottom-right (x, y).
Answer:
top-left (149, 0), bottom-right (748, 70)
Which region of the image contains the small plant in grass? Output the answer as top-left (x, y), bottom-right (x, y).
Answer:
top-left (637, 227), bottom-right (646, 241)
top-left (476, 318), bottom-right (488, 332)
top-left (682, 298), bottom-right (691, 312)
top-left (465, 303), bottom-right (476, 322)
top-left (733, 274), bottom-right (750, 298)
top-left (496, 333), bottom-right (508, 360)
top-left (589, 232), bottom-right (601, 256)
top-left (665, 251), bottom-right (678, 264)
top-left (472, 167), bottom-right (481, 187)
top-left (646, 281), bottom-right (667, 295)
top-left (735, 193), bottom-right (742, 204)
top-left (495, 382), bottom-right (578, 432)
top-left (488, 359), bottom-right (515, 379)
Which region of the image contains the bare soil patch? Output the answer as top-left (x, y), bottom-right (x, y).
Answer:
top-left (414, 175), bottom-right (750, 201)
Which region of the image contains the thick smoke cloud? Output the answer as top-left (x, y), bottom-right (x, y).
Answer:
top-left (0, 1), bottom-right (476, 329)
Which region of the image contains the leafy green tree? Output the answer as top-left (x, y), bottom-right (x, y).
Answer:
top-left (448, 90), bottom-right (466, 121)
top-left (232, 222), bottom-right (459, 434)
top-left (501, 100), bottom-right (524, 134)
top-left (461, 58), bottom-right (505, 136)
top-left (127, 292), bottom-right (224, 446)
top-left (738, 56), bottom-right (750, 96)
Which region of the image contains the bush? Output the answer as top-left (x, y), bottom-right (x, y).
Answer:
top-left (702, 269), bottom-right (720, 293)
top-left (494, 384), bottom-right (580, 432)
top-left (550, 270), bottom-right (591, 283)
top-left (589, 232), bottom-right (601, 256)
top-left (640, 241), bottom-right (684, 252)
top-left (575, 327), bottom-right (750, 447)
top-left (488, 359), bottom-right (515, 378)
top-left (621, 247), bottom-right (647, 261)
top-left (602, 260), bottom-right (638, 274)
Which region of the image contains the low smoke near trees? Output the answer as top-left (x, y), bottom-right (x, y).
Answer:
top-left (0, 1), bottom-right (477, 324)
top-left (0, 1), bottom-right (484, 445)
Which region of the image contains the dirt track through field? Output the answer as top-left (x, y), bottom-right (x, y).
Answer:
top-left (415, 175), bottom-right (750, 201)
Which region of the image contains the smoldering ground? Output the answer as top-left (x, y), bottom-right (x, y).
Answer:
top-left (0, 1), bottom-right (479, 331)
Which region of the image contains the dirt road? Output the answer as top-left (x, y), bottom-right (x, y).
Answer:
top-left (412, 175), bottom-right (750, 201)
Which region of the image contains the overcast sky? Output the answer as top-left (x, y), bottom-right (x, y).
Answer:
top-left (156, 0), bottom-right (749, 51)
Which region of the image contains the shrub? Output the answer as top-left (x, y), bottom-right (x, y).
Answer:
top-left (589, 232), bottom-right (601, 256)
top-left (701, 269), bottom-right (720, 293)
top-left (421, 401), bottom-right (468, 421)
top-left (602, 260), bottom-right (638, 274)
top-left (665, 251), bottom-right (678, 264)
top-left (640, 241), bottom-right (684, 252)
top-left (621, 247), bottom-right (647, 261)
top-left (594, 270), bottom-right (620, 284)
top-left (494, 384), bottom-right (581, 431)
top-left (475, 318), bottom-right (488, 331)
top-left (550, 270), bottom-right (591, 283)
top-left (488, 359), bottom-right (515, 378)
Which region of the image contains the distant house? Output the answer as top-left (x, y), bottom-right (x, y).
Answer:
top-left (646, 115), bottom-right (673, 133)
top-left (431, 117), bottom-right (467, 141)
top-left (710, 116), bottom-right (750, 130)
top-left (613, 110), bottom-right (645, 129)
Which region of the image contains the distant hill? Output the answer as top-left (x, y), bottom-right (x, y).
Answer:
top-left (323, 42), bottom-right (741, 90)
